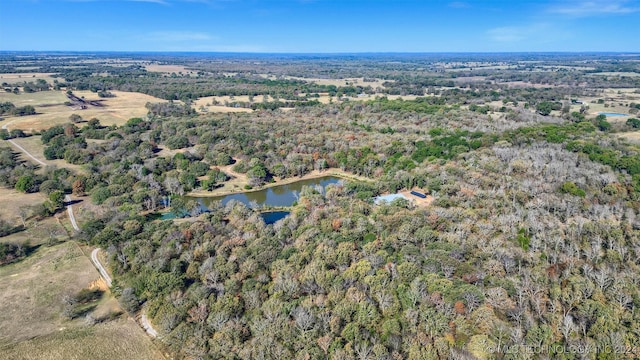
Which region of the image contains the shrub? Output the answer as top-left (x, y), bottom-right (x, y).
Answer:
top-left (560, 181), bottom-right (586, 197)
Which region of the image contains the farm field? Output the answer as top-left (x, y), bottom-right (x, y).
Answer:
top-left (0, 90), bottom-right (166, 132)
top-left (193, 95), bottom-right (256, 113)
top-left (192, 92), bottom-right (422, 111)
top-left (144, 64), bottom-right (192, 74)
top-left (283, 76), bottom-right (391, 89)
top-left (0, 73), bottom-right (57, 84)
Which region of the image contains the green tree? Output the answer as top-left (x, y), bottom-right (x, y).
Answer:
top-left (626, 118), bottom-right (640, 128)
top-left (49, 190), bottom-right (65, 209)
top-left (13, 105), bottom-right (36, 116)
top-left (91, 186), bottom-right (111, 205)
top-left (15, 175), bottom-right (36, 193)
top-left (69, 114), bottom-right (83, 123)
top-left (536, 102), bottom-right (554, 116)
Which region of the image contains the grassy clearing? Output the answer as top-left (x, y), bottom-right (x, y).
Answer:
top-left (193, 95), bottom-right (259, 113)
top-left (589, 72), bottom-right (640, 77)
top-left (144, 64), bottom-right (191, 74)
top-left (0, 90), bottom-right (166, 132)
top-left (0, 318), bottom-right (164, 360)
top-left (191, 91), bottom-right (421, 112)
top-left (273, 75), bottom-right (391, 89)
top-left (8, 136), bottom-right (83, 173)
top-left (0, 187), bottom-right (45, 227)
top-left (572, 88), bottom-right (640, 119)
top-left (0, 241), bottom-right (163, 359)
top-left (0, 217), bottom-right (66, 248)
top-left (0, 241), bottom-right (97, 345)
top-left (618, 131), bottom-right (640, 144)
top-left (0, 91), bottom-right (67, 107)
top-left (1, 305), bottom-right (164, 359)
top-left (398, 189), bottom-right (434, 207)
top-left (0, 73), bottom-right (57, 84)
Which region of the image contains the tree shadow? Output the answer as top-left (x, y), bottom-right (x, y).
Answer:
top-left (63, 199), bottom-right (83, 206)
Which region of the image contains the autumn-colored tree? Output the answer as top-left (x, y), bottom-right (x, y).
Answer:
top-left (72, 179), bottom-right (85, 196)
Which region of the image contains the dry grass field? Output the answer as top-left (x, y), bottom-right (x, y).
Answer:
top-left (577, 88), bottom-right (640, 119)
top-left (0, 242), bottom-right (98, 345)
top-left (618, 131), bottom-right (640, 144)
top-left (0, 91), bottom-right (66, 108)
top-left (144, 64), bottom-right (191, 74)
top-left (8, 136), bottom-right (84, 173)
top-left (279, 76), bottom-right (391, 89)
top-left (0, 317), bottom-right (164, 360)
top-left (191, 89), bottom-right (423, 113)
top-left (0, 216), bottom-right (69, 248)
top-left (0, 90), bottom-right (166, 132)
top-left (0, 187), bottom-right (45, 227)
top-left (0, 73), bottom-right (57, 84)
top-left (0, 241), bottom-right (164, 360)
top-left (193, 96), bottom-right (255, 113)
top-left (193, 95), bottom-right (266, 113)
top-left (589, 72), bottom-right (640, 77)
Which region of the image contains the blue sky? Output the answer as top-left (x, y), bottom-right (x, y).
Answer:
top-left (1, 0), bottom-right (638, 52)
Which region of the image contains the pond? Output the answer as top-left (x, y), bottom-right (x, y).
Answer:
top-left (260, 211), bottom-right (290, 224)
top-left (598, 112), bottom-right (628, 117)
top-left (188, 176), bottom-right (343, 209)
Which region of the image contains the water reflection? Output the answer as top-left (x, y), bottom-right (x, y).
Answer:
top-left (188, 176), bottom-right (341, 209)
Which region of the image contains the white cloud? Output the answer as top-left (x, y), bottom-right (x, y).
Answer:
top-left (141, 31), bottom-right (217, 42)
top-left (62, 0), bottom-right (233, 4)
top-left (63, 0), bottom-right (168, 3)
top-left (487, 27), bottom-right (525, 42)
top-left (139, 0), bottom-right (167, 3)
top-left (448, 2), bottom-right (470, 8)
top-left (549, 0), bottom-right (640, 16)
top-left (129, 0), bottom-right (168, 4)
top-left (487, 23), bottom-right (550, 43)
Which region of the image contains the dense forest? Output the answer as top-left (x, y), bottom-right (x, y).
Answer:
top-left (2, 53), bottom-right (640, 359)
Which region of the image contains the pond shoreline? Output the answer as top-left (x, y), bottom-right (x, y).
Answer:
top-left (187, 168), bottom-right (370, 198)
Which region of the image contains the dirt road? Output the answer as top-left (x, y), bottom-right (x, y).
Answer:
top-left (65, 194), bottom-right (80, 231)
top-left (90, 248), bottom-right (112, 288)
top-left (2, 121), bottom-right (48, 166)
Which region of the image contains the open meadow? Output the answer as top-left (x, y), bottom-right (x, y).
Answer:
top-left (8, 135), bottom-right (84, 173)
top-left (0, 187), bottom-right (45, 227)
top-left (144, 64), bottom-right (192, 74)
top-left (0, 241), bottom-right (164, 360)
top-left (282, 76), bottom-right (391, 90)
top-left (0, 73), bottom-right (57, 85)
top-left (0, 90), bottom-right (166, 132)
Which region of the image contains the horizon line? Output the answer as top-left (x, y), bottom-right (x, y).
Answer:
top-left (1, 50), bottom-right (640, 56)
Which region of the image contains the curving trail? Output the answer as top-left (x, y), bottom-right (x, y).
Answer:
top-left (91, 247), bottom-right (159, 338)
top-left (141, 311), bottom-right (159, 338)
top-left (90, 248), bottom-right (112, 288)
top-left (65, 195), bottom-right (80, 231)
top-left (2, 120), bottom-right (48, 166)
